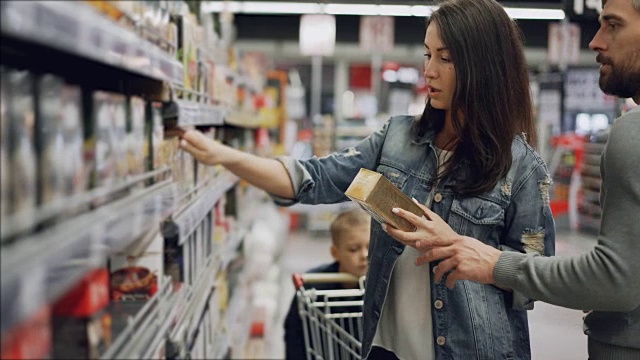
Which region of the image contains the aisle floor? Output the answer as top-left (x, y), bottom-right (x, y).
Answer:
top-left (266, 227), bottom-right (598, 360)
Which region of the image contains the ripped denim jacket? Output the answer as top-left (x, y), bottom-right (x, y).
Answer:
top-left (274, 115), bottom-right (556, 359)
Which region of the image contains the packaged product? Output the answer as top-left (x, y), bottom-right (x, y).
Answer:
top-left (0, 307), bottom-right (52, 359)
top-left (127, 96), bottom-right (146, 177)
top-left (52, 268), bottom-right (112, 359)
top-left (0, 66), bottom-right (9, 220)
top-left (89, 91), bottom-right (117, 188)
top-left (112, 95), bottom-right (128, 180)
top-left (59, 83), bottom-right (88, 196)
top-left (7, 69), bottom-right (37, 219)
top-left (162, 220), bottom-right (184, 286)
top-left (145, 101), bottom-right (166, 181)
top-left (36, 74), bottom-right (70, 205)
top-left (109, 232), bottom-right (163, 301)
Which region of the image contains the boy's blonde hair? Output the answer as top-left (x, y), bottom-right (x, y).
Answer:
top-left (330, 208), bottom-right (371, 246)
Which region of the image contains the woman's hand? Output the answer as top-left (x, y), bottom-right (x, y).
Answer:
top-left (179, 129), bottom-right (234, 166)
top-left (385, 199), bottom-right (501, 288)
top-left (382, 199), bottom-right (460, 250)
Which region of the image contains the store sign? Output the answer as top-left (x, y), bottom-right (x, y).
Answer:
top-left (564, 68), bottom-right (617, 111)
top-left (547, 22), bottom-right (581, 66)
top-left (299, 14), bottom-right (336, 56)
top-left (564, 0), bottom-right (602, 21)
top-left (359, 16), bottom-right (394, 53)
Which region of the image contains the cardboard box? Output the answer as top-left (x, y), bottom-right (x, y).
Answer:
top-left (36, 75), bottom-right (86, 204)
top-left (7, 69), bottom-right (37, 218)
top-left (0, 66), bottom-right (9, 220)
top-left (345, 168), bottom-right (423, 231)
top-left (127, 96), bottom-right (146, 177)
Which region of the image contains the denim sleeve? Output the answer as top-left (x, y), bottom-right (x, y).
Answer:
top-left (271, 119), bottom-right (391, 206)
top-left (501, 160), bottom-right (556, 309)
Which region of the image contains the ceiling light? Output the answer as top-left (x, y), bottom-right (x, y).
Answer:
top-left (325, 4), bottom-right (379, 16)
top-left (201, 1), bottom-right (565, 20)
top-left (243, 2), bottom-right (322, 14)
top-left (505, 8), bottom-right (565, 20)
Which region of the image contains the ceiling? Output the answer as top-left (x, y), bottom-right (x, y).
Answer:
top-left (210, 0), bottom-right (601, 68)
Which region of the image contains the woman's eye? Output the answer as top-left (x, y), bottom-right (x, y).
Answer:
top-left (441, 57), bottom-right (451, 63)
top-left (424, 53), bottom-right (432, 59)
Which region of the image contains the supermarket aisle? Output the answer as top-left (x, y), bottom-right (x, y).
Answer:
top-left (269, 228), bottom-right (598, 359)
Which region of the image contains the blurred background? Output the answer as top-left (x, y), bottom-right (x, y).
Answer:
top-left (1, 0), bottom-right (636, 359)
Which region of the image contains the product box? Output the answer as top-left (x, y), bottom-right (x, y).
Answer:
top-left (0, 66), bottom-right (9, 220)
top-left (0, 306), bottom-right (52, 360)
top-left (127, 96), bottom-right (146, 177)
top-left (345, 168), bottom-right (423, 232)
top-left (36, 74), bottom-right (65, 206)
top-left (52, 268), bottom-right (112, 360)
top-left (89, 91), bottom-right (117, 188)
top-left (7, 69), bottom-right (37, 218)
top-left (60, 84), bottom-right (87, 197)
top-left (112, 95), bottom-right (128, 180)
top-left (109, 232), bottom-right (163, 301)
top-left (145, 101), bottom-right (164, 174)
top-left (163, 220), bottom-right (184, 286)
top-left (36, 74), bottom-right (85, 205)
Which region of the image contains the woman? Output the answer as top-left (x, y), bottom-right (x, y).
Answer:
top-left (179, 0), bottom-right (555, 358)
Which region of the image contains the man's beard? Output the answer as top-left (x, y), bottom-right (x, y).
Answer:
top-left (598, 51), bottom-right (640, 99)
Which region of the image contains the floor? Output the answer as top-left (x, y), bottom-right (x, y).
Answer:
top-left (264, 223), bottom-right (598, 360)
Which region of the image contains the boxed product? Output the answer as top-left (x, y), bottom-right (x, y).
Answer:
top-left (7, 69), bottom-right (37, 218)
top-left (145, 101), bottom-right (164, 174)
top-left (163, 220), bottom-right (184, 286)
top-left (345, 168), bottom-right (423, 232)
top-left (109, 232), bottom-right (163, 301)
top-left (127, 96), bottom-right (146, 177)
top-left (0, 66), bottom-right (8, 220)
top-left (59, 83), bottom-right (87, 196)
top-left (112, 95), bottom-right (128, 180)
top-left (35, 74), bottom-right (65, 206)
top-left (52, 268), bottom-right (112, 360)
top-left (36, 74), bottom-right (85, 205)
top-left (1, 306), bottom-right (52, 359)
top-left (88, 91), bottom-right (117, 188)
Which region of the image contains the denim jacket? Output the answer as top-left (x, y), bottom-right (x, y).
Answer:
top-left (275, 115), bottom-right (556, 359)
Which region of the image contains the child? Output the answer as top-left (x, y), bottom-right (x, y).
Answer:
top-left (284, 208), bottom-right (370, 360)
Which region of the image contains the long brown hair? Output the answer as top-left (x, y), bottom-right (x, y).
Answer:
top-left (414, 0), bottom-right (536, 196)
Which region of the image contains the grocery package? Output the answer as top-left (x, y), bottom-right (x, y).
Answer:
top-left (109, 232), bottom-right (163, 301)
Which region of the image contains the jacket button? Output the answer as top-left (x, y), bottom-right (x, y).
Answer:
top-left (434, 299), bottom-right (443, 309)
top-left (437, 336), bottom-right (446, 346)
top-left (434, 193), bottom-right (443, 202)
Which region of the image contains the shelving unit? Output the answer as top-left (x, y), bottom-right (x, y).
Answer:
top-left (1, 1), bottom-right (287, 359)
top-left (578, 130), bottom-right (609, 233)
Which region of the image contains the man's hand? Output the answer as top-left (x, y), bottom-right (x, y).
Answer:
top-left (386, 199), bottom-right (501, 288)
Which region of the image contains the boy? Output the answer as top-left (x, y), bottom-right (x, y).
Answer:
top-left (284, 208), bottom-right (370, 360)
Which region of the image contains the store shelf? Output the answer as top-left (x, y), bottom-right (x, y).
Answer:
top-left (225, 110), bottom-right (263, 129)
top-left (173, 99), bottom-right (227, 127)
top-left (167, 255), bottom-right (220, 357)
top-left (174, 171), bottom-right (239, 243)
top-left (0, 180), bottom-right (177, 334)
top-left (0, 1), bottom-right (183, 85)
top-left (101, 275), bottom-right (178, 360)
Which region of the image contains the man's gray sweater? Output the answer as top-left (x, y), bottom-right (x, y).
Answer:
top-left (494, 107), bottom-right (640, 359)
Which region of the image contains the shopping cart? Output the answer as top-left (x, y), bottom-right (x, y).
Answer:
top-left (292, 273), bottom-right (366, 360)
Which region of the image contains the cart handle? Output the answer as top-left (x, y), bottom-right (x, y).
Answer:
top-left (292, 273), bottom-right (361, 289)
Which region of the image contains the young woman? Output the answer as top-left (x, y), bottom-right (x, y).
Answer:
top-left (179, 0), bottom-right (555, 358)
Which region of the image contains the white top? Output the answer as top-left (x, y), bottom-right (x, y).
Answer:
top-left (371, 147), bottom-right (452, 359)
